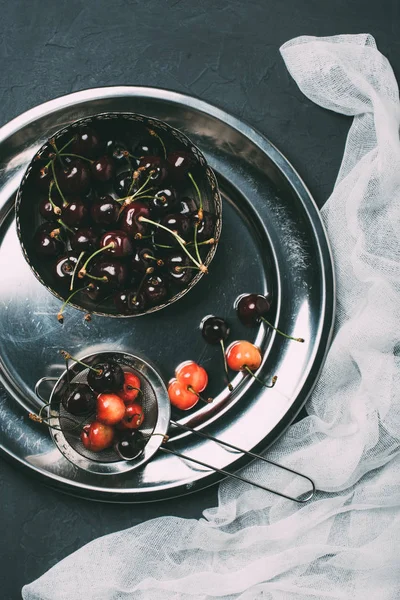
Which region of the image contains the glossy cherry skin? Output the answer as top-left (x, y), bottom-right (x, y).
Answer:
top-left (81, 421), bottom-right (114, 452)
top-left (33, 223), bottom-right (64, 257)
top-left (143, 274), bottom-right (168, 305)
top-left (62, 384), bottom-right (96, 416)
top-left (133, 139), bottom-right (159, 158)
top-left (53, 253), bottom-right (79, 286)
top-left (82, 282), bottom-right (104, 302)
top-left (179, 197), bottom-right (197, 215)
top-left (71, 227), bottom-right (100, 252)
top-left (167, 151), bottom-right (194, 182)
top-left (87, 360), bottom-right (125, 394)
top-left (153, 214), bottom-right (192, 246)
top-left (236, 294), bottom-right (271, 327)
top-left (39, 194), bottom-right (63, 221)
top-left (100, 230), bottom-right (133, 257)
top-left (114, 171), bottom-right (136, 198)
top-left (105, 139), bottom-right (129, 162)
top-left (131, 247), bottom-right (160, 274)
top-left (165, 252), bottom-right (193, 287)
top-left (201, 316), bottom-right (230, 345)
top-left (226, 341), bottom-right (262, 372)
top-left (90, 196), bottom-right (120, 226)
top-left (70, 126), bottom-right (101, 158)
top-left (120, 202), bottom-right (151, 238)
top-left (193, 211), bottom-right (216, 242)
top-left (90, 260), bottom-right (129, 289)
top-left (119, 372), bottom-right (141, 403)
top-left (61, 199), bottom-right (88, 227)
top-left (117, 402), bottom-right (144, 430)
top-left (56, 158), bottom-right (91, 194)
top-left (91, 155), bottom-right (115, 182)
top-left (96, 393), bottom-right (126, 425)
top-left (138, 155), bottom-right (168, 185)
top-left (113, 289), bottom-right (147, 314)
top-left (175, 361), bottom-right (208, 393)
top-left (168, 379), bottom-right (199, 410)
top-left (115, 430), bottom-right (146, 460)
top-left (149, 188), bottom-right (178, 216)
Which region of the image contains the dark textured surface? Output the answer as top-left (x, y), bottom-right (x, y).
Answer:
top-left (1, 1), bottom-right (399, 598)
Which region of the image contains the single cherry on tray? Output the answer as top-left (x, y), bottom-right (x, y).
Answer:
top-left (201, 315), bottom-right (232, 390)
top-left (115, 429), bottom-right (146, 460)
top-left (226, 340), bottom-right (277, 389)
top-left (176, 361), bottom-right (208, 393)
top-left (236, 294), bottom-right (304, 342)
top-left (81, 421), bottom-right (114, 452)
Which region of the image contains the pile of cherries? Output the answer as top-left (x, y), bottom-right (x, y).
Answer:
top-left (60, 353), bottom-right (147, 459)
top-left (27, 120), bottom-right (217, 320)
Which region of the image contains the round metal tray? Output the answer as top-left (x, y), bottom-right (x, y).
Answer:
top-left (0, 87), bottom-right (335, 502)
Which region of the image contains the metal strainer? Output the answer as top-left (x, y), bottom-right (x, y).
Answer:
top-left (35, 351), bottom-right (315, 502)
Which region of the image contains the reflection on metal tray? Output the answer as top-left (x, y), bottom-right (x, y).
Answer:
top-left (0, 87), bottom-right (335, 503)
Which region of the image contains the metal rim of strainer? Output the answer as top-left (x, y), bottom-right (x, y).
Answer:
top-left (46, 351), bottom-right (171, 475)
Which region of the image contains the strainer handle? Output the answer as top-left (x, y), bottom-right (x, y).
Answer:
top-left (166, 420), bottom-right (315, 503)
top-left (34, 377), bottom-right (58, 405)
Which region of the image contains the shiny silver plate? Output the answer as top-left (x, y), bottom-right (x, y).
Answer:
top-left (0, 87), bottom-right (335, 502)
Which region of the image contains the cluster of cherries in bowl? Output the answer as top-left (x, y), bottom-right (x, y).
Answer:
top-left (27, 121), bottom-right (217, 320)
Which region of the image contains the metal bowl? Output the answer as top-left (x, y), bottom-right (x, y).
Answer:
top-left (15, 112), bottom-right (222, 317)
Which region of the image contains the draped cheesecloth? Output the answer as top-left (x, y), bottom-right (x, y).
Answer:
top-left (22, 34), bottom-right (400, 600)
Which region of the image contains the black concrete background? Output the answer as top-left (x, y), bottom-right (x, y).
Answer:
top-left (1, 1), bottom-right (399, 598)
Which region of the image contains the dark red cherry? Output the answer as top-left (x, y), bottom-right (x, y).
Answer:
top-left (120, 202), bottom-right (151, 238)
top-left (132, 247), bottom-right (161, 274)
top-left (33, 223), bottom-right (63, 257)
top-left (90, 259), bottom-right (128, 288)
top-left (62, 199), bottom-right (88, 226)
top-left (70, 126), bottom-right (101, 158)
top-left (62, 384), bottom-right (96, 416)
top-left (133, 139), bottom-right (158, 158)
top-left (138, 155), bottom-right (168, 184)
top-left (153, 214), bottom-right (192, 246)
top-left (39, 194), bottom-right (63, 222)
top-left (149, 188), bottom-right (178, 216)
top-left (31, 161), bottom-right (53, 191)
top-left (201, 316), bottom-right (230, 344)
top-left (143, 274), bottom-right (168, 305)
top-left (53, 252), bottom-right (80, 286)
top-left (105, 139), bottom-right (129, 162)
top-left (90, 196), bottom-right (120, 226)
top-left (82, 282), bottom-right (107, 302)
top-left (114, 171), bottom-right (137, 198)
top-left (167, 151), bottom-right (194, 182)
top-left (87, 360), bottom-right (125, 394)
top-left (100, 230), bottom-right (133, 257)
top-left (179, 196), bottom-right (197, 215)
top-left (237, 294), bottom-right (271, 327)
top-left (91, 155), bottom-right (115, 183)
top-left (56, 158), bottom-right (91, 194)
top-left (115, 430), bottom-right (146, 460)
top-left (113, 289), bottom-right (147, 315)
top-left (192, 211), bottom-right (216, 242)
top-left (71, 227), bottom-right (100, 252)
top-left (166, 252), bottom-right (193, 287)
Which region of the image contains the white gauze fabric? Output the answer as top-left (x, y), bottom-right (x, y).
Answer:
top-left (23, 34), bottom-right (400, 600)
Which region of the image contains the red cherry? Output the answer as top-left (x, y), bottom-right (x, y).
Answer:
top-left (175, 361), bottom-right (208, 393)
top-left (96, 393), bottom-right (126, 425)
top-left (168, 379), bottom-right (199, 410)
top-left (119, 372), bottom-right (141, 404)
top-left (80, 421), bottom-right (114, 452)
top-left (117, 403), bottom-right (144, 430)
top-left (226, 341), bottom-right (262, 372)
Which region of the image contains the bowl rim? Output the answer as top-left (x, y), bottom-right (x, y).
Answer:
top-left (15, 110), bottom-right (222, 318)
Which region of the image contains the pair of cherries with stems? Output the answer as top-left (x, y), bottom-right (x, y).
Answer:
top-left (200, 293), bottom-right (305, 392)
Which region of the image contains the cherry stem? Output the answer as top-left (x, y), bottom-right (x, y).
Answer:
top-left (57, 219), bottom-right (75, 234)
top-left (187, 386), bottom-right (213, 404)
top-left (243, 366), bottom-right (277, 389)
top-left (38, 401), bottom-right (52, 420)
top-left (47, 181), bottom-right (62, 215)
top-left (45, 137), bottom-right (75, 170)
top-left (50, 160), bottom-right (68, 207)
top-left (128, 169), bottom-right (154, 198)
top-left (148, 128), bottom-right (167, 159)
top-left (70, 251), bottom-right (85, 292)
top-left (126, 386), bottom-right (142, 396)
top-left (60, 350), bottom-right (102, 375)
top-left (260, 317), bottom-right (305, 343)
top-left (139, 216), bottom-right (207, 273)
top-left (220, 339), bottom-right (233, 391)
top-left (133, 266), bottom-right (154, 302)
top-left (153, 238), bottom-right (215, 250)
top-left (188, 172), bottom-right (203, 218)
top-left (50, 139), bottom-right (67, 169)
top-left (59, 152), bottom-right (93, 164)
top-left (57, 287), bottom-right (87, 323)
top-left (78, 242), bottom-right (115, 277)
top-left (193, 222), bottom-right (201, 264)
top-left (85, 273), bottom-right (108, 282)
top-left (174, 265), bottom-right (200, 272)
